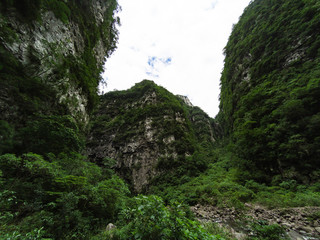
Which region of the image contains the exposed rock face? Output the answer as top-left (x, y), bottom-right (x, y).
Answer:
top-left (89, 113), bottom-right (164, 192)
top-left (191, 204), bottom-right (320, 240)
top-left (0, 1), bottom-right (119, 126)
top-left (188, 106), bottom-right (219, 144)
top-left (3, 10), bottom-right (89, 122)
top-left (87, 80), bottom-right (216, 192)
top-left (217, 0), bottom-right (320, 179)
top-left (177, 95), bottom-right (193, 107)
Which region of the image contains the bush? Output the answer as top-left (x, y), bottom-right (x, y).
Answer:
top-left (0, 153), bottom-right (130, 239)
top-left (246, 220), bottom-right (289, 240)
top-left (47, 0), bottom-right (71, 24)
top-left (19, 115), bottom-right (84, 155)
top-left (203, 222), bottom-right (236, 240)
top-left (0, 227), bottom-right (47, 240)
top-left (111, 195), bottom-right (221, 240)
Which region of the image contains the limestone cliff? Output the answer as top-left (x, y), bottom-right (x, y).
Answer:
top-left (87, 80), bottom-right (217, 192)
top-left (0, 0), bottom-right (120, 155)
top-left (218, 0), bottom-right (320, 181)
top-left (0, 0), bottom-right (119, 126)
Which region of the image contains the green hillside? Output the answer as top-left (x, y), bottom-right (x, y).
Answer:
top-left (218, 0), bottom-right (320, 182)
top-left (0, 0), bottom-right (320, 239)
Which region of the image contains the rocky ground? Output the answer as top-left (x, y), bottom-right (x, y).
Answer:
top-left (191, 204), bottom-right (320, 240)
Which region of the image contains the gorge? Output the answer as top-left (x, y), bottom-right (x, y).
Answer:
top-left (0, 0), bottom-right (319, 239)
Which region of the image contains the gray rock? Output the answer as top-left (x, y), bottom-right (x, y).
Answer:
top-left (106, 223), bottom-right (116, 231)
top-left (282, 222), bottom-right (292, 228)
top-left (287, 230), bottom-right (305, 240)
top-left (1, 0), bottom-right (115, 127)
top-left (299, 226), bottom-right (313, 233)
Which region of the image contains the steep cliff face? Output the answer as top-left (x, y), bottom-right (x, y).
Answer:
top-left (88, 80), bottom-right (217, 192)
top-left (1, 1), bottom-right (320, 238)
top-left (0, 0), bottom-right (119, 123)
top-left (0, 0), bottom-right (119, 154)
top-left (218, 0), bottom-right (320, 181)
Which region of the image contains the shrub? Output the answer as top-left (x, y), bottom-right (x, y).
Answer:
top-left (246, 220), bottom-right (289, 240)
top-left (203, 222), bottom-right (236, 240)
top-left (112, 195), bottom-right (221, 240)
top-left (19, 115), bottom-right (84, 155)
top-left (0, 153), bottom-right (130, 239)
top-left (47, 0), bottom-right (71, 24)
top-left (0, 227), bottom-right (47, 240)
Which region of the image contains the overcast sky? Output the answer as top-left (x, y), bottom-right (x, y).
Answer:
top-left (101, 0), bottom-right (252, 117)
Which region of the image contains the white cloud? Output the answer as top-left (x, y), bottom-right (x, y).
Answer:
top-left (102, 0), bottom-right (251, 117)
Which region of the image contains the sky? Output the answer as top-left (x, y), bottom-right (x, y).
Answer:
top-left (101, 0), bottom-right (252, 118)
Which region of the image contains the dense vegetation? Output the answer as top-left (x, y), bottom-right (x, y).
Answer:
top-left (1, 0), bottom-right (320, 239)
top-left (0, 0), bottom-right (120, 155)
top-left (0, 153), bottom-right (129, 239)
top-left (89, 80), bottom-right (214, 191)
top-left (0, 0), bottom-right (134, 239)
top-left (218, 0), bottom-right (320, 183)
top-left (0, 1), bottom-right (225, 239)
top-left (150, 143), bottom-right (320, 209)
top-left (96, 195), bottom-right (220, 240)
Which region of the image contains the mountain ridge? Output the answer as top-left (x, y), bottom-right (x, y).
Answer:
top-left (88, 80), bottom-right (217, 192)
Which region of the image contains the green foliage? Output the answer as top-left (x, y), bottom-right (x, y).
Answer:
top-left (307, 210), bottom-right (320, 223)
top-left (0, 227), bottom-right (48, 240)
top-left (203, 222), bottom-right (236, 240)
top-left (150, 144), bottom-right (320, 209)
top-left (2, 1), bottom-right (320, 239)
top-left (246, 220), bottom-right (288, 240)
top-left (156, 152), bottom-right (209, 179)
top-left (110, 195), bottom-right (221, 240)
top-left (66, 53), bottom-right (102, 111)
top-left (252, 182), bottom-right (320, 208)
top-left (150, 150), bottom-right (249, 207)
top-left (46, 0), bottom-right (71, 24)
top-left (0, 41), bottom-right (60, 118)
top-left (0, 14), bottom-right (17, 43)
top-left (185, 106), bottom-right (217, 148)
top-left (218, 0), bottom-right (320, 181)
top-left (61, 0), bottom-right (120, 110)
top-left (0, 153), bottom-right (130, 239)
top-left (0, 1), bottom-right (122, 238)
top-left (90, 80), bottom-right (208, 188)
top-left (18, 115), bottom-right (84, 155)
top-left (0, 0), bottom-right (120, 133)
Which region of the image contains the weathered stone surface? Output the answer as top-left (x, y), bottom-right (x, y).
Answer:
top-left (88, 90), bottom-right (181, 192)
top-left (87, 81), bottom-right (217, 192)
top-left (0, 1), bottom-right (116, 126)
top-left (106, 223), bottom-right (116, 231)
top-left (176, 95), bottom-right (193, 107)
top-left (191, 204), bottom-right (320, 240)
